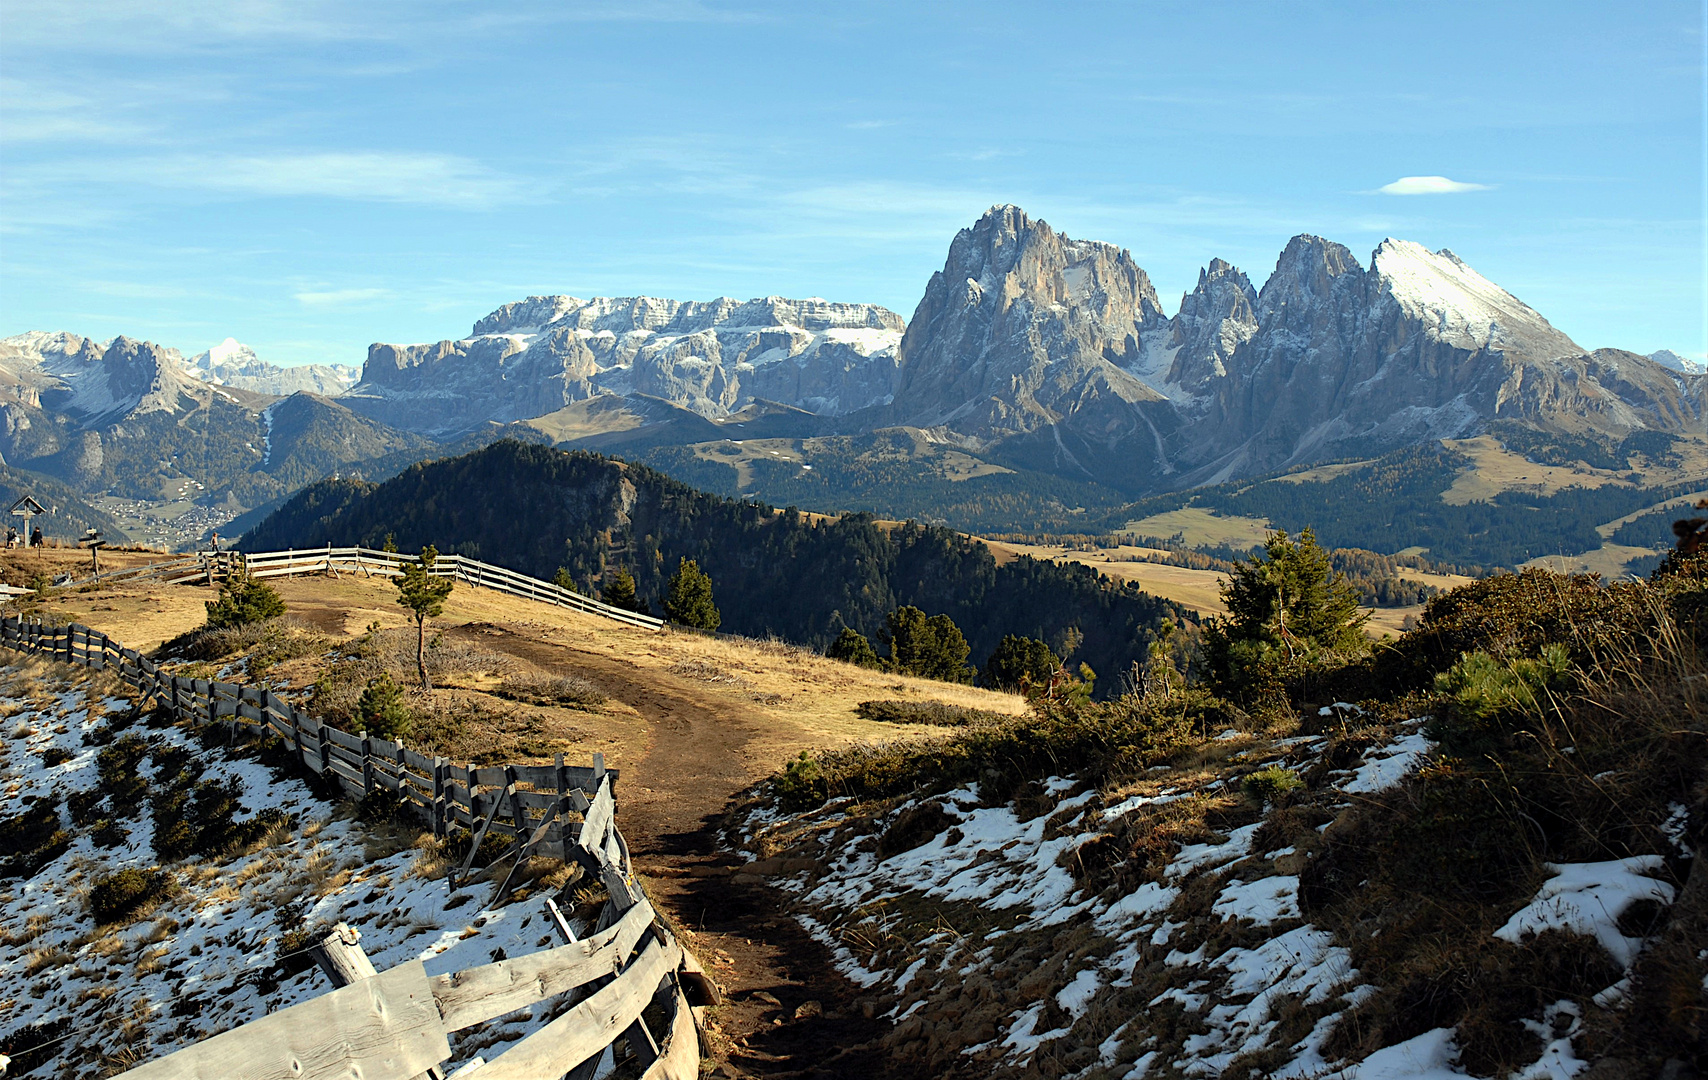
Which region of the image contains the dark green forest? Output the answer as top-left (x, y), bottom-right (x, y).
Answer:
top-left (243, 440), bottom-right (1190, 691)
top-left (637, 433), bottom-right (1131, 534)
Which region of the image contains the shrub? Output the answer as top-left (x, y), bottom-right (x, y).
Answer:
top-left (97, 733), bottom-right (151, 818)
top-left (1242, 765), bottom-right (1304, 802)
top-left (89, 867), bottom-right (173, 925)
top-left (355, 672), bottom-right (412, 740)
top-left (39, 746), bottom-right (73, 767)
top-left (854, 700), bottom-right (1011, 727)
top-left (0, 797), bottom-right (72, 877)
top-left (826, 627), bottom-right (881, 669)
top-left (1428, 644), bottom-right (1572, 757)
top-left (204, 570), bottom-right (287, 630)
top-left (495, 672), bottom-right (605, 708)
top-left (775, 751), bottom-right (828, 812)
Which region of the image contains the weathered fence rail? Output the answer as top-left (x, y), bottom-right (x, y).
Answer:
top-left (0, 617), bottom-right (707, 1079)
top-left (124, 546), bottom-right (664, 630)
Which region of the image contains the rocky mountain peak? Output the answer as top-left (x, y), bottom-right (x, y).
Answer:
top-left (945, 205), bottom-right (1167, 329)
top-left (1166, 258), bottom-right (1259, 391)
top-left (1256, 235), bottom-right (1366, 323)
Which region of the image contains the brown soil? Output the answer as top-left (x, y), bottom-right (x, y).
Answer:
top-left (441, 622), bottom-right (904, 1079)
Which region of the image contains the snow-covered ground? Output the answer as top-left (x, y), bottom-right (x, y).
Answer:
top-left (0, 665), bottom-right (611, 1078)
top-left (733, 720), bottom-right (1685, 1079)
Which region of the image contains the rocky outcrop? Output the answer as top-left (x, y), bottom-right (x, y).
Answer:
top-left (1177, 236), bottom-right (1700, 478)
top-left (1164, 257), bottom-right (1258, 394)
top-left (346, 295), bottom-right (906, 436)
top-left (887, 205), bottom-right (1180, 482)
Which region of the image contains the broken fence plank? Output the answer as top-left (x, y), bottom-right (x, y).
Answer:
top-left (111, 960), bottom-right (448, 1080)
top-left (429, 898), bottom-right (654, 1032)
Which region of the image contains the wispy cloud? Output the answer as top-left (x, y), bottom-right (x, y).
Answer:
top-left (843, 120), bottom-right (891, 130)
top-left (294, 287), bottom-right (392, 307)
top-left (1378, 175), bottom-right (1492, 195)
top-left (102, 151), bottom-right (539, 208)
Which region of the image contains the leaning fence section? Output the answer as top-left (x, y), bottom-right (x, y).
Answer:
top-left (0, 616), bottom-right (706, 1079)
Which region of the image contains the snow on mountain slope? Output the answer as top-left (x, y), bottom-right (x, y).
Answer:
top-left (1370, 239), bottom-right (1580, 359)
top-left (185, 338), bottom-right (360, 397)
top-left (346, 295), bottom-right (906, 435)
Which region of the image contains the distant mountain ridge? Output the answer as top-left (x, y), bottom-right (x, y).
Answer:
top-left (342, 294), bottom-right (905, 437)
top-left (185, 338), bottom-right (359, 397)
top-left (0, 331), bottom-right (429, 513)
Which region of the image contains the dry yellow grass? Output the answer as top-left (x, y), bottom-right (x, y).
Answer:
top-left (1118, 506), bottom-right (1273, 549)
top-left (1271, 459), bottom-right (1377, 484)
top-left (1522, 544), bottom-right (1659, 580)
top-left (1439, 435), bottom-right (1632, 504)
top-left (36, 566), bottom-right (1027, 786)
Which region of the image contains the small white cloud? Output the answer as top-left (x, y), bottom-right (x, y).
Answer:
top-left (294, 287), bottom-right (390, 307)
top-left (1378, 175), bottom-right (1491, 195)
top-left (844, 120), bottom-right (891, 130)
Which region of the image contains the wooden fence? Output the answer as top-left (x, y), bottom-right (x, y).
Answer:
top-left (0, 617), bottom-right (707, 1079)
top-left (80, 546), bottom-right (666, 631)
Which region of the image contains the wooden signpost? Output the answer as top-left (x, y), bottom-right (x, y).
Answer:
top-left (79, 528), bottom-right (106, 580)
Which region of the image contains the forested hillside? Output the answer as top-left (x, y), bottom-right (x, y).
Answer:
top-left (1117, 442), bottom-right (1702, 566)
top-left (242, 440), bottom-right (1188, 687)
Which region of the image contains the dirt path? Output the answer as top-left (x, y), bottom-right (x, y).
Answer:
top-left (445, 623), bottom-right (900, 1079)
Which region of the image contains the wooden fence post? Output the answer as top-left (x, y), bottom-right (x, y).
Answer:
top-left (360, 732), bottom-right (373, 796)
top-left (432, 757), bottom-right (446, 839)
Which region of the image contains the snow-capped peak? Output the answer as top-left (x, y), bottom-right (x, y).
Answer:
top-left (198, 337), bottom-right (258, 369)
top-left (1371, 238), bottom-right (1578, 355)
top-left (1649, 349), bottom-right (1704, 375)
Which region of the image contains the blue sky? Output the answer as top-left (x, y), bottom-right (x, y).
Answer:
top-left (2, 1), bottom-right (1703, 367)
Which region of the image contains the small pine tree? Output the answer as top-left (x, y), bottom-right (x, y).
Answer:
top-left (663, 558), bottom-right (720, 631)
top-left (981, 634), bottom-right (1059, 691)
top-left (552, 567), bottom-right (576, 591)
top-left (355, 672), bottom-right (412, 740)
top-left (204, 569), bottom-right (286, 630)
top-left (1202, 528), bottom-right (1368, 700)
top-left (397, 545), bottom-right (454, 690)
top-left (827, 627), bottom-right (881, 668)
top-left (602, 568), bottom-right (641, 612)
top-left (883, 606), bottom-right (974, 683)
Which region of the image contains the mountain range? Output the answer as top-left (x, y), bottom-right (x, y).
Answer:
top-left (3, 205), bottom-right (1702, 554)
top-left (336, 206), bottom-right (1702, 495)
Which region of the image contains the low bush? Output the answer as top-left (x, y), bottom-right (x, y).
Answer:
top-left (204, 570), bottom-right (286, 630)
top-left (96, 732), bottom-right (151, 818)
top-left (774, 751), bottom-right (828, 812)
top-left (1428, 644), bottom-right (1572, 756)
top-left (89, 867), bottom-right (173, 925)
top-left (495, 671), bottom-right (606, 708)
top-left (0, 797), bottom-right (72, 877)
top-left (854, 700), bottom-right (1011, 727)
top-left (818, 691), bottom-right (1199, 804)
top-left (1241, 765), bottom-right (1304, 802)
top-left (38, 746), bottom-right (73, 767)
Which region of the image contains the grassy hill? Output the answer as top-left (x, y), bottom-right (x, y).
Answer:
top-left (239, 440), bottom-right (1191, 689)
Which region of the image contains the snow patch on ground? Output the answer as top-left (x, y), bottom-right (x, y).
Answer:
top-left (1342, 731), bottom-right (1433, 794)
top-left (0, 670), bottom-right (604, 1077)
top-left (1494, 857), bottom-right (1677, 968)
